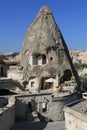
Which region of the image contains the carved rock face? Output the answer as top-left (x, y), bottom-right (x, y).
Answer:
top-left (21, 6), bottom-right (80, 91)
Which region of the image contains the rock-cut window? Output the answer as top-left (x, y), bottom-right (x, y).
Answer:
top-left (32, 54), bottom-right (46, 65)
top-left (31, 82), bottom-right (35, 87)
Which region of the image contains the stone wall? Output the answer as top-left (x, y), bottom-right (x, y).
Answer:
top-left (7, 71), bottom-right (23, 80)
top-left (0, 91), bottom-right (79, 129)
top-left (64, 99), bottom-right (87, 130)
top-left (48, 92), bottom-right (78, 121)
top-left (0, 96), bottom-right (15, 130)
top-left (0, 79), bottom-right (22, 92)
top-left (15, 98), bottom-right (28, 120)
top-left (7, 66), bottom-right (23, 80)
top-left (15, 92), bottom-right (78, 121)
top-left (26, 77), bottom-right (39, 92)
top-left (0, 64), bottom-right (9, 77)
top-left (15, 93), bottom-right (52, 120)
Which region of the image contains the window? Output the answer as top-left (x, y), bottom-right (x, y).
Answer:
top-left (33, 54), bottom-right (38, 65)
top-left (42, 102), bottom-right (47, 112)
top-left (31, 82), bottom-right (35, 87)
top-left (50, 57), bottom-right (53, 61)
top-left (42, 55), bottom-right (46, 64)
top-left (32, 54), bottom-right (47, 65)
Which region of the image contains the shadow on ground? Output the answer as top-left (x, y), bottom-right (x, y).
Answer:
top-left (14, 112), bottom-right (48, 130)
top-left (14, 121), bottom-right (48, 130)
top-left (14, 112), bottom-right (65, 130)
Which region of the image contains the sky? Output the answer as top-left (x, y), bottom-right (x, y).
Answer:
top-left (0, 0), bottom-right (87, 52)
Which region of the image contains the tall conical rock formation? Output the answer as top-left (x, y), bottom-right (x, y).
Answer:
top-left (22, 6), bottom-right (64, 54)
top-left (21, 6), bottom-right (80, 90)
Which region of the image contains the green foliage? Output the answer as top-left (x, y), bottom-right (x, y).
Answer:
top-left (74, 63), bottom-right (87, 70)
top-left (74, 63), bottom-right (87, 91)
top-left (80, 76), bottom-right (87, 91)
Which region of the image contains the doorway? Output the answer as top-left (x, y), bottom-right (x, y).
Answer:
top-left (41, 78), bottom-right (53, 90)
top-left (1, 66), bottom-right (3, 77)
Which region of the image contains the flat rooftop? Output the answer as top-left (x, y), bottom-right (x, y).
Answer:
top-left (70, 99), bottom-right (87, 115)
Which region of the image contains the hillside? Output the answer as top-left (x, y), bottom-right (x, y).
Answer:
top-left (69, 50), bottom-right (87, 64)
top-left (69, 50), bottom-right (87, 76)
top-left (69, 50), bottom-right (87, 91)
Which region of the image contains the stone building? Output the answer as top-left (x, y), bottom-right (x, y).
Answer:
top-left (20, 6), bottom-right (80, 93)
top-left (64, 98), bottom-right (87, 130)
top-left (0, 52), bottom-right (24, 93)
top-left (0, 52), bottom-right (20, 77)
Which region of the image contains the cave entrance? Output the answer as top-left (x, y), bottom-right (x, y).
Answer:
top-left (40, 77), bottom-right (53, 90)
top-left (63, 69), bottom-right (72, 81)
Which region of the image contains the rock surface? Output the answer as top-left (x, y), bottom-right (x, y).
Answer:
top-left (70, 50), bottom-right (87, 64)
top-left (20, 6), bottom-right (80, 90)
top-left (71, 100), bottom-right (87, 114)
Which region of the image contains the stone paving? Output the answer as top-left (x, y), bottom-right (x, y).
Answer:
top-left (14, 121), bottom-right (65, 130)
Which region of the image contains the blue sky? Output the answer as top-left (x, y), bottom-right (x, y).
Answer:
top-left (0, 0), bottom-right (87, 52)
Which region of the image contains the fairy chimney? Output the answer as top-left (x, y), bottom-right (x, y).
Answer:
top-left (21, 6), bottom-right (80, 92)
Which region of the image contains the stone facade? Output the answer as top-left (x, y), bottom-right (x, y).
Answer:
top-left (20, 6), bottom-right (80, 93)
top-left (64, 99), bottom-right (87, 130)
top-left (14, 91), bottom-right (79, 121)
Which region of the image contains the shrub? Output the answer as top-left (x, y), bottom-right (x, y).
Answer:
top-left (80, 76), bottom-right (87, 91)
top-left (74, 63), bottom-right (87, 70)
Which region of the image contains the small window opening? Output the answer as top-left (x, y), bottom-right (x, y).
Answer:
top-left (42, 102), bottom-right (47, 113)
top-left (31, 82), bottom-right (35, 87)
top-left (42, 55), bottom-right (46, 64)
top-left (50, 57), bottom-right (53, 61)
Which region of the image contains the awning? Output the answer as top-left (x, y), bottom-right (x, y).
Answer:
top-left (45, 78), bottom-right (58, 83)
